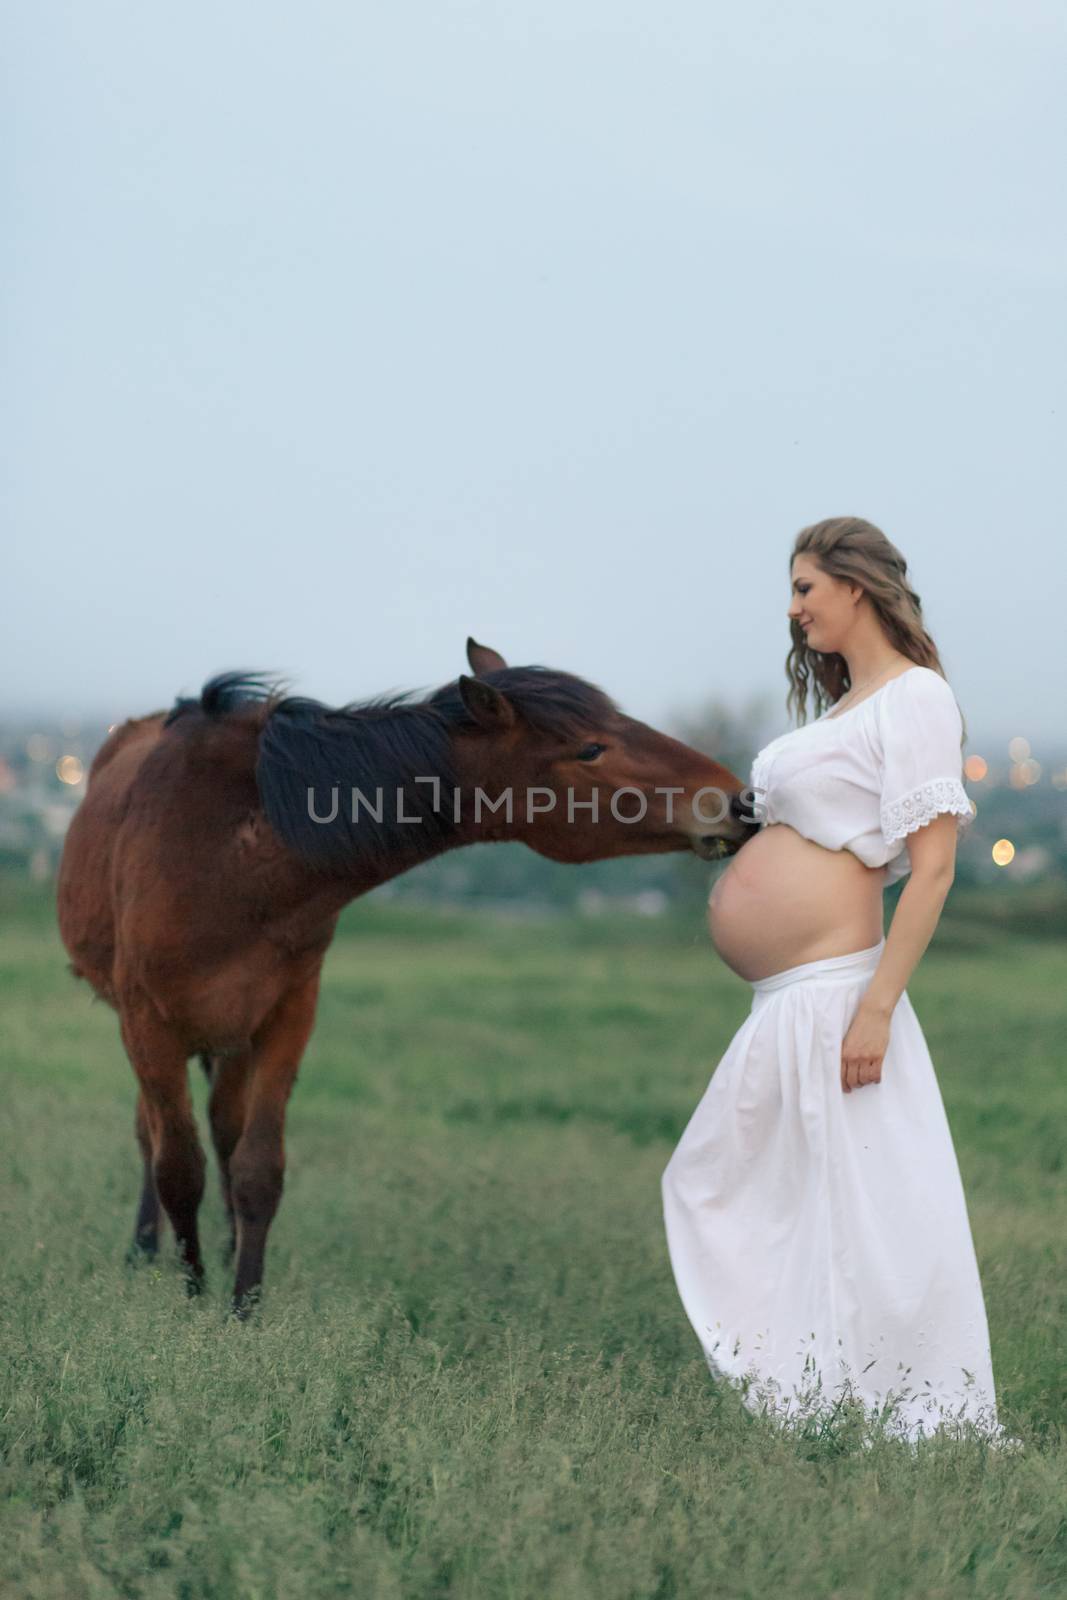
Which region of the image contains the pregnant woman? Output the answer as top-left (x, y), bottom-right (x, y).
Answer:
top-left (662, 515), bottom-right (1008, 1445)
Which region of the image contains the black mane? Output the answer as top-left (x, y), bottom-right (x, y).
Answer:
top-left (165, 666), bottom-right (619, 872)
top-left (164, 670), bottom-right (285, 726)
top-left (426, 665), bottom-right (618, 741)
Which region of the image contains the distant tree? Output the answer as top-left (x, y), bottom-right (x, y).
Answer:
top-left (667, 687), bottom-right (782, 793)
top-left (664, 687), bottom-right (782, 908)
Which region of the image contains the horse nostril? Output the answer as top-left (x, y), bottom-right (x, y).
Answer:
top-left (728, 790), bottom-right (761, 831)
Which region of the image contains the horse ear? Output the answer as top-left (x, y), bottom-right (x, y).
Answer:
top-left (467, 637), bottom-right (508, 676)
top-left (458, 674), bottom-right (516, 731)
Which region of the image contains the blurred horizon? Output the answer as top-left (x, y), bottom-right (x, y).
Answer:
top-left (0, 658), bottom-right (1058, 758)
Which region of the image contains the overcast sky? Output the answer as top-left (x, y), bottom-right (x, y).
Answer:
top-left (6, 2), bottom-right (1065, 756)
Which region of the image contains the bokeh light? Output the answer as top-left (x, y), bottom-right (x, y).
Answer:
top-left (1008, 736), bottom-right (1030, 762)
top-left (963, 754), bottom-right (987, 781)
top-left (56, 755), bottom-right (84, 786)
top-left (992, 839), bottom-right (1015, 866)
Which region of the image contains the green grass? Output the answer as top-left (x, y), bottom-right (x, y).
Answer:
top-left (2, 886), bottom-right (1065, 1598)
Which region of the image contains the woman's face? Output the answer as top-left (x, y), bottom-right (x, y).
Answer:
top-left (787, 555), bottom-right (857, 653)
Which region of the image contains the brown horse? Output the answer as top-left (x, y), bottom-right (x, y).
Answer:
top-left (57, 637), bottom-right (757, 1315)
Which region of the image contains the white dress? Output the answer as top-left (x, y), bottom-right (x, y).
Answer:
top-left (662, 667), bottom-right (1006, 1443)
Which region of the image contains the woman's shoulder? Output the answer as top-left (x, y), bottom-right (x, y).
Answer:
top-left (879, 663), bottom-right (963, 737)
top-left (886, 664), bottom-right (958, 705)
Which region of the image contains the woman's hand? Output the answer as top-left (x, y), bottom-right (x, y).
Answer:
top-left (841, 1003), bottom-right (892, 1093)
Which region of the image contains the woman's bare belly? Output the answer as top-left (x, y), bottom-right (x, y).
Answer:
top-left (707, 823), bottom-right (886, 982)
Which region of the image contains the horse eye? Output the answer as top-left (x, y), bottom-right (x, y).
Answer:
top-left (577, 743), bottom-right (606, 762)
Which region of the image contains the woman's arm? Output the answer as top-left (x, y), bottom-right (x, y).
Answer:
top-left (841, 813), bottom-right (957, 1092)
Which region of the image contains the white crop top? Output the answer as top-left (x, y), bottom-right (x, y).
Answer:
top-left (749, 665), bottom-right (976, 886)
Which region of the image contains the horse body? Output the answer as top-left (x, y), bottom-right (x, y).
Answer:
top-left (57, 639), bottom-right (757, 1314)
top-left (62, 706), bottom-right (340, 1049)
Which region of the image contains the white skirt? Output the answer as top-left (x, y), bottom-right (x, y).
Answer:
top-left (662, 938), bottom-right (1003, 1443)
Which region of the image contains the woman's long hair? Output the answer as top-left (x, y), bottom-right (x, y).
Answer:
top-left (786, 516), bottom-right (967, 743)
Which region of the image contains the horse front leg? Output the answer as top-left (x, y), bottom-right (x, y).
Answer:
top-left (206, 1049), bottom-right (253, 1261)
top-left (125, 1090), bottom-right (162, 1262)
top-left (229, 971), bottom-right (321, 1319)
top-left (120, 1000), bottom-right (207, 1294)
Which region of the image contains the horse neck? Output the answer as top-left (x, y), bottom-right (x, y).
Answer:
top-left (261, 811), bottom-right (470, 923)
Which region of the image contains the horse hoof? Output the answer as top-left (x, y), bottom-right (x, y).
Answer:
top-left (183, 1268), bottom-right (206, 1298)
top-left (230, 1288), bottom-right (261, 1321)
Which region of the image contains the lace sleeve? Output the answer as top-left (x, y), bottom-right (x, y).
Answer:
top-left (880, 778), bottom-right (975, 848)
top-left (878, 672), bottom-right (975, 851)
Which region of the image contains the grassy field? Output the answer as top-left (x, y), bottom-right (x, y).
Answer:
top-left (2, 883), bottom-right (1065, 1598)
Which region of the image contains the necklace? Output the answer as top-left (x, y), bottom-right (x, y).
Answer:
top-left (829, 660), bottom-right (902, 717)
